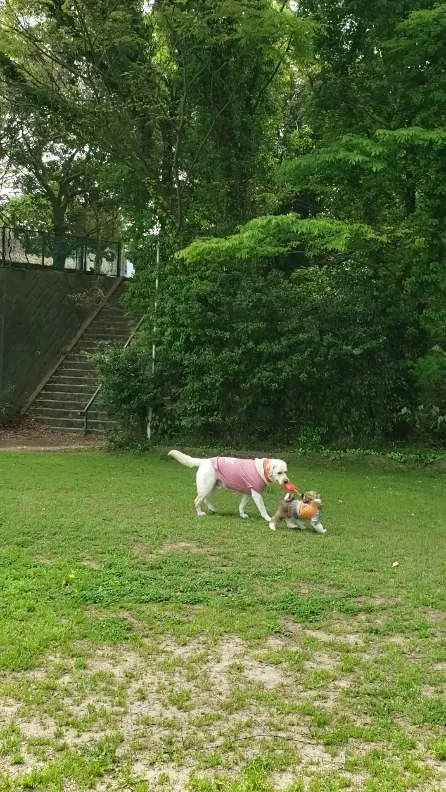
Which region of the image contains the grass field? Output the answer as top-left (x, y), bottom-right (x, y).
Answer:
top-left (0, 449), bottom-right (445, 792)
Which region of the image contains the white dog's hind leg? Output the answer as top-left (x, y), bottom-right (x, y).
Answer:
top-left (204, 489), bottom-right (218, 513)
top-left (285, 518), bottom-right (299, 529)
top-left (250, 490), bottom-right (271, 522)
top-left (195, 461), bottom-right (218, 517)
top-left (239, 493), bottom-right (250, 519)
top-left (194, 495), bottom-right (207, 517)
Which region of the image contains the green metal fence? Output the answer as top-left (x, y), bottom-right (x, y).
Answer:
top-left (0, 226), bottom-right (122, 276)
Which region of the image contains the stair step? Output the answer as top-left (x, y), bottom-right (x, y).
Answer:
top-left (31, 406), bottom-right (111, 420)
top-left (99, 310), bottom-right (129, 320)
top-left (81, 338), bottom-right (129, 347)
top-left (34, 398), bottom-right (98, 411)
top-left (58, 366), bottom-right (97, 377)
top-left (43, 384), bottom-right (96, 395)
top-left (89, 322), bottom-right (133, 330)
top-left (76, 342), bottom-right (121, 351)
top-left (84, 331), bottom-right (130, 339)
top-left (50, 375), bottom-right (96, 386)
top-left (66, 353), bottom-right (97, 363)
top-left (61, 359), bottom-right (96, 369)
top-left (83, 410), bottom-right (110, 421)
top-left (33, 416), bottom-right (113, 431)
top-left (25, 282), bottom-right (140, 434)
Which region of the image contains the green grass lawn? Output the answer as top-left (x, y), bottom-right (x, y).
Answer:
top-left (0, 450), bottom-right (445, 792)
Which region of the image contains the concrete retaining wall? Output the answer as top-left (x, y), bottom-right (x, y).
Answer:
top-left (0, 267), bottom-right (116, 422)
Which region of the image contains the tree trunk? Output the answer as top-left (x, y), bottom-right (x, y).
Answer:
top-left (51, 203), bottom-right (69, 270)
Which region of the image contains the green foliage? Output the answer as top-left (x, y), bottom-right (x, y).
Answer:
top-left (0, 194), bottom-right (52, 230)
top-left (148, 255), bottom-right (414, 444)
top-left (167, 0), bottom-right (446, 447)
top-left (181, 214), bottom-right (379, 264)
top-left (0, 0), bottom-right (312, 242)
top-left (2, 0), bottom-right (446, 447)
top-left (399, 350), bottom-right (446, 442)
top-left (92, 343), bottom-right (153, 444)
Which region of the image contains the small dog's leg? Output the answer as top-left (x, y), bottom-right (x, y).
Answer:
top-left (251, 490), bottom-right (271, 523)
top-left (285, 518), bottom-right (299, 529)
top-left (269, 508), bottom-right (282, 530)
top-left (239, 493), bottom-right (250, 519)
top-left (296, 519), bottom-right (306, 530)
top-left (313, 521), bottom-right (326, 534)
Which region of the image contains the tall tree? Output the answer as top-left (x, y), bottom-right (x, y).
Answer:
top-left (0, 0), bottom-right (312, 243)
top-left (167, 1), bottom-right (446, 443)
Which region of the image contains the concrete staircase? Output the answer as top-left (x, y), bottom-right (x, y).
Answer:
top-left (28, 282), bottom-right (141, 433)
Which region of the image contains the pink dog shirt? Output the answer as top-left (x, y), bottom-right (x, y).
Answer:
top-left (211, 457), bottom-right (266, 494)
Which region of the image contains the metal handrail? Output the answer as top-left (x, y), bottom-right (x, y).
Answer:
top-left (81, 315), bottom-right (145, 433)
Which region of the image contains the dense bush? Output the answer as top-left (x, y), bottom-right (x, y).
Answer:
top-left (92, 343), bottom-right (153, 444)
top-left (129, 254), bottom-right (417, 446)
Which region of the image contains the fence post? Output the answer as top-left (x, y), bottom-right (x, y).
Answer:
top-left (117, 241), bottom-right (122, 277)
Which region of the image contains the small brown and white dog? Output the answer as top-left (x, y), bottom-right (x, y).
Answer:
top-left (269, 490), bottom-right (326, 533)
top-left (168, 450), bottom-right (289, 522)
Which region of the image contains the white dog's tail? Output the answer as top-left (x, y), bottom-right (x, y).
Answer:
top-left (168, 450), bottom-right (204, 468)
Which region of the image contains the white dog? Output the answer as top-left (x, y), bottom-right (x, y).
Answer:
top-left (168, 450), bottom-right (289, 522)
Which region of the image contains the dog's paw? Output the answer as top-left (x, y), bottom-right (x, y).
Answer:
top-left (269, 521), bottom-right (276, 531)
top-left (197, 511), bottom-right (207, 517)
top-left (207, 506), bottom-right (217, 514)
top-left (313, 523), bottom-right (326, 534)
top-left (240, 513), bottom-right (249, 519)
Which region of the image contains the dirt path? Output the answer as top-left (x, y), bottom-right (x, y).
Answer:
top-left (0, 421), bottom-right (105, 451)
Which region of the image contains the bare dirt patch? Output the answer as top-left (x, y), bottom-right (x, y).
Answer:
top-left (133, 539), bottom-right (217, 558)
top-left (305, 651), bottom-right (338, 672)
top-left (86, 649), bottom-right (142, 679)
top-left (424, 608), bottom-right (446, 627)
top-left (0, 421), bottom-right (103, 451)
top-left (35, 555), bottom-right (56, 565)
top-left (81, 559), bottom-right (102, 570)
top-left (0, 633), bottom-right (443, 790)
top-left (158, 540), bottom-right (217, 556)
top-left (242, 659), bottom-right (286, 689)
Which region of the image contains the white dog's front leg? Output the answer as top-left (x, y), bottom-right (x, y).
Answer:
top-left (313, 521), bottom-right (326, 534)
top-left (239, 493), bottom-right (250, 519)
top-left (250, 490), bottom-right (271, 522)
